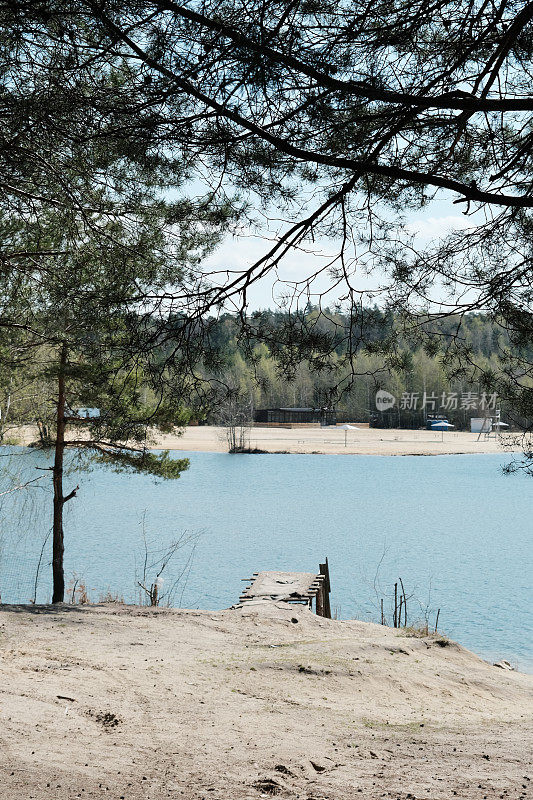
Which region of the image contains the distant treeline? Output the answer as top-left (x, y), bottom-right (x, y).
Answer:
top-left (185, 308), bottom-right (527, 429)
top-left (1, 307), bottom-right (528, 437)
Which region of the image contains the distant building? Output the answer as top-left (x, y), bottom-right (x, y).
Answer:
top-left (254, 407), bottom-right (337, 426)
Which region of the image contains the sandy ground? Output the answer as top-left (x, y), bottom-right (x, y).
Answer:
top-left (8, 424), bottom-right (520, 456)
top-left (155, 425), bottom-right (518, 457)
top-left (0, 602), bottom-right (531, 800)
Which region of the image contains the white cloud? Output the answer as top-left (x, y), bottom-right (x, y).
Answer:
top-left (406, 214), bottom-right (473, 240)
top-left (200, 205), bottom-right (481, 310)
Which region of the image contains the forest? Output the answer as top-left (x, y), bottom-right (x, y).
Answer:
top-left (192, 307), bottom-right (527, 429)
top-left (1, 307), bottom-right (522, 437)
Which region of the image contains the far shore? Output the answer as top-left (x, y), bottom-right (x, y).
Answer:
top-left (7, 423), bottom-right (521, 457)
top-left (155, 424), bottom-right (520, 456)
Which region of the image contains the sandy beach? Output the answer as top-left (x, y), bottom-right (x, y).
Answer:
top-left (7, 423), bottom-right (521, 456)
top-left (155, 425), bottom-right (518, 457)
top-left (0, 602), bottom-right (531, 800)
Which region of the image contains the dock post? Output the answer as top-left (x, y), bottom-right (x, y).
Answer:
top-left (318, 558), bottom-right (332, 619)
top-left (316, 582), bottom-right (325, 616)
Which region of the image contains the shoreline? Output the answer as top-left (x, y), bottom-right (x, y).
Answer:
top-left (153, 447), bottom-right (514, 458)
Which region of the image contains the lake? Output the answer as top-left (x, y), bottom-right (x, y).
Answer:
top-left (0, 449), bottom-right (531, 671)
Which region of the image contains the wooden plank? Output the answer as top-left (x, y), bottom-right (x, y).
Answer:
top-left (237, 570), bottom-right (325, 609)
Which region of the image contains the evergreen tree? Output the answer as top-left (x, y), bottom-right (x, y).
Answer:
top-left (0, 14), bottom-right (232, 601)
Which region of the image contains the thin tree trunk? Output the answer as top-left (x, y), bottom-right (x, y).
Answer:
top-left (52, 343), bottom-right (67, 603)
top-left (399, 576), bottom-right (407, 627)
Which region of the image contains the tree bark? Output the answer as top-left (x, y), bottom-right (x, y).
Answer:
top-left (52, 343), bottom-right (67, 603)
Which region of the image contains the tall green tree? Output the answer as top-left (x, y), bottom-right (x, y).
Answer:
top-left (0, 194), bottom-right (229, 601)
top-left (0, 8), bottom-right (232, 601)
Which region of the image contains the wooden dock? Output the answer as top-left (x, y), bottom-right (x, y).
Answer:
top-left (239, 559), bottom-right (332, 618)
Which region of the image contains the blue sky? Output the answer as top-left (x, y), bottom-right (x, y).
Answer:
top-left (201, 194), bottom-right (479, 311)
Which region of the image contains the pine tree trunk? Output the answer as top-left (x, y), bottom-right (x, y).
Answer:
top-left (52, 343), bottom-right (67, 603)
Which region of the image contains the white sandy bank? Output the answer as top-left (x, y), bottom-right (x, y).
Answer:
top-left (0, 602), bottom-right (531, 799)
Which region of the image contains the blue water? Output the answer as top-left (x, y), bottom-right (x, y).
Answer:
top-left (0, 450), bottom-right (531, 671)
